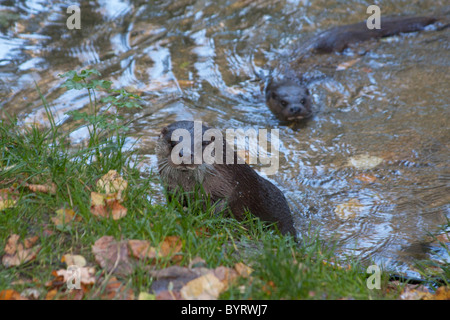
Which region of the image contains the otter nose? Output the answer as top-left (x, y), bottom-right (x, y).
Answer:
top-left (290, 105), bottom-right (303, 114)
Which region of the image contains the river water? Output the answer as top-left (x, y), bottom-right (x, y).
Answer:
top-left (1, 0), bottom-right (449, 275)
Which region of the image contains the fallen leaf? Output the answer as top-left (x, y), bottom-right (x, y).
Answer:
top-left (425, 286), bottom-right (450, 300)
top-left (334, 199), bottom-right (364, 220)
top-left (128, 240), bottom-right (157, 260)
top-left (90, 191), bottom-right (105, 206)
top-left (54, 267), bottom-right (96, 286)
top-left (96, 170), bottom-right (127, 201)
top-left (0, 188), bottom-right (18, 211)
top-left (400, 284), bottom-right (432, 300)
top-left (149, 266), bottom-right (206, 295)
top-left (138, 292), bottom-right (156, 300)
top-left (2, 234), bottom-right (41, 267)
top-left (234, 262), bottom-right (253, 278)
top-left (110, 201), bottom-right (127, 220)
top-left (51, 208), bottom-right (80, 227)
top-left (61, 254), bottom-right (87, 267)
top-left (214, 266), bottom-right (238, 289)
top-left (0, 289), bottom-right (27, 300)
top-left (90, 192), bottom-right (127, 220)
top-left (129, 236), bottom-right (182, 262)
top-left (44, 287), bottom-right (84, 300)
top-left (336, 58), bottom-right (361, 71)
top-left (20, 288), bottom-right (41, 300)
top-left (24, 236), bottom-right (39, 249)
top-left (348, 154), bottom-right (383, 170)
top-left (98, 276), bottom-right (134, 300)
top-left (26, 182), bottom-right (57, 194)
top-left (45, 289), bottom-right (58, 300)
top-left (180, 273), bottom-right (225, 300)
top-left (92, 236), bottom-right (133, 276)
top-left (355, 173), bottom-right (377, 183)
top-left (159, 236), bottom-right (183, 259)
top-left (4, 234), bottom-right (20, 255)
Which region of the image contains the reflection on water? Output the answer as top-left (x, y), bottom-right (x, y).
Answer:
top-left (1, 0), bottom-right (449, 273)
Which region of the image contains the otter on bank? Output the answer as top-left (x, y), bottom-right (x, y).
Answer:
top-left (156, 120), bottom-right (296, 236)
top-left (262, 15), bottom-right (442, 122)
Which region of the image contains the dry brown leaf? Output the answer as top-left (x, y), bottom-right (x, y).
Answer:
top-left (149, 266), bottom-right (204, 295)
top-left (98, 276), bottom-right (134, 300)
top-left (44, 288), bottom-right (84, 300)
top-left (426, 286), bottom-right (450, 300)
top-left (92, 236), bottom-right (133, 276)
top-left (214, 266), bottom-right (238, 289)
top-left (355, 173), bottom-right (377, 183)
top-left (138, 292), bottom-right (155, 300)
top-left (128, 240), bottom-right (157, 260)
top-left (20, 288), bottom-right (41, 300)
top-left (4, 234), bottom-right (20, 255)
top-left (61, 254), bottom-right (87, 267)
top-left (111, 201), bottom-right (127, 220)
top-left (90, 192), bottom-right (127, 220)
top-left (400, 284), bottom-right (432, 300)
top-left (91, 192), bottom-right (105, 206)
top-left (334, 199), bottom-right (364, 220)
top-left (234, 262), bottom-right (253, 278)
top-left (0, 289), bottom-right (27, 300)
top-left (2, 234), bottom-right (41, 267)
top-left (51, 208), bottom-right (81, 226)
top-left (180, 273), bottom-right (225, 300)
top-left (26, 182), bottom-right (57, 194)
top-left (96, 170), bottom-right (127, 201)
top-left (0, 188), bottom-right (18, 211)
top-left (159, 236), bottom-right (183, 258)
top-left (129, 236), bottom-right (182, 262)
top-left (336, 57), bottom-right (361, 71)
top-left (54, 267), bottom-right (96, 286)
top-left (24, 235), bottom-right (39, 249)
top-left (45, 289), bottom-right (58, 300)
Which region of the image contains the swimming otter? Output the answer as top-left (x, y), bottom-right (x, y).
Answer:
top-left (261, 15), bottom-right (441, 122)
top-left (156, 120), bottom-right (296, 236)
top-left (309, 15), bottom-right (438, 54)
top-left (265, 78), bottom-right (313, 121)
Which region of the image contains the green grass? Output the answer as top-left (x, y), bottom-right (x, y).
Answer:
top-left (0, 70), bottom-right (401, 300)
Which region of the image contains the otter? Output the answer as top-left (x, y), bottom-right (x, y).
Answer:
top-left (260, 15), bottom-right (442, 122)
top-left (265, 78), bottom-right (313, 121)
top-left (156, 120), bottom-right (296, 236)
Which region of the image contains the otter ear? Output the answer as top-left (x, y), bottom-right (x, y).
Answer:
top-left (160, 127), bottom-right (168, 135)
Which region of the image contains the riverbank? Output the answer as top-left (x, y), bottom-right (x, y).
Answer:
top-left (0, 70), bottom-right (448, 300)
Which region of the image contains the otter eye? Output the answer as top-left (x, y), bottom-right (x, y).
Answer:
top-left (300, 98), bottom-right (306, 105)
top-left (170, 140), bottom-right (177, 148)
top-left (280, 100), bottom-right (288, 107)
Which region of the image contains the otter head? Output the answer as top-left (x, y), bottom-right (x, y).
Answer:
top-left (265, 79), bottom-right (312, 122)
top-left (156, 121), bottom-right (217, 186)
